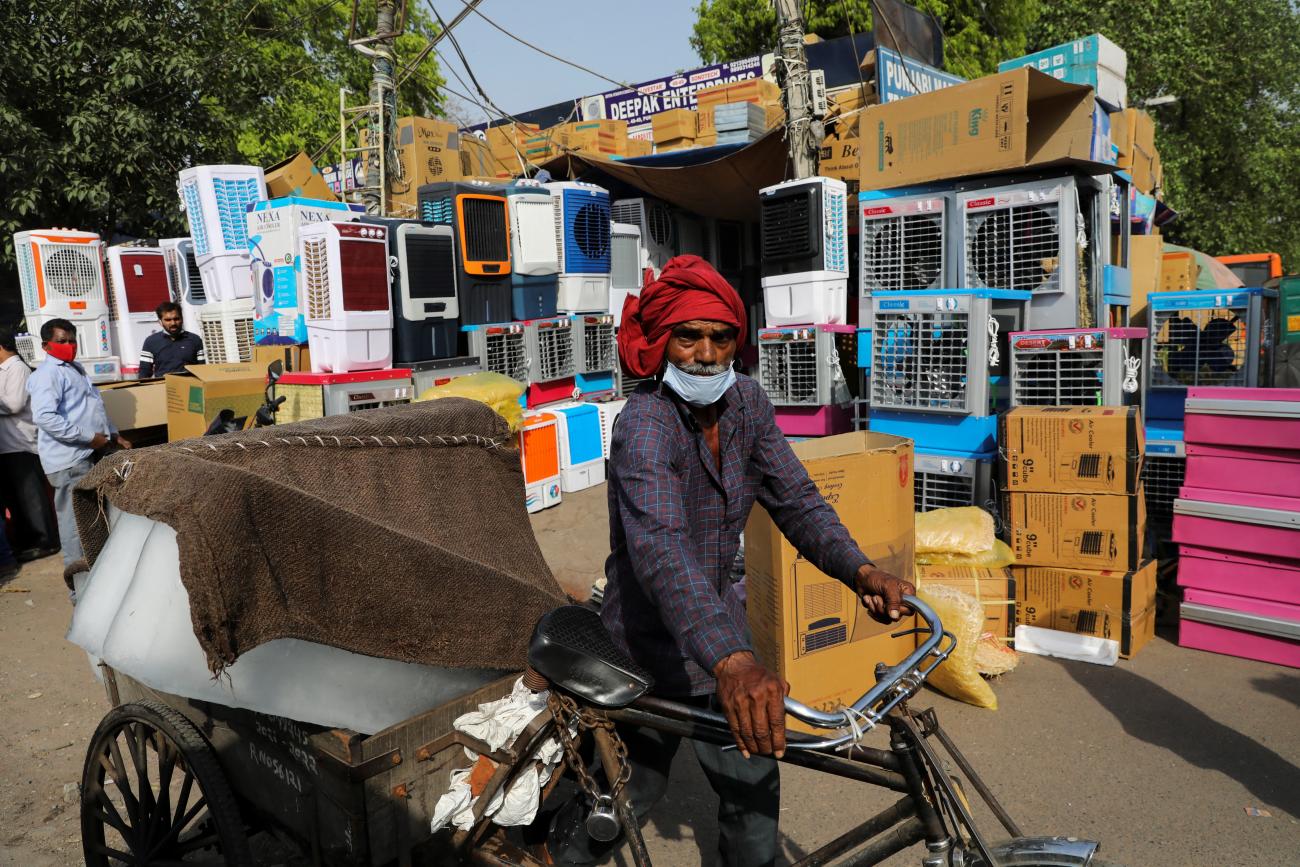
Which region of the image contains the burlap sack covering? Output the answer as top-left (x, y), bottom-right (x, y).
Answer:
top-left (73, 398), bottom-right (567, 675)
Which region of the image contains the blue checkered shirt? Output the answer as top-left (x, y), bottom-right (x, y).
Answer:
top-left (602, 374), bottom-right (873, 697)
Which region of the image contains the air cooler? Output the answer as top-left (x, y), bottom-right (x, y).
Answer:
top-left (914, 449), bottom-right (997, 519)
top-left (550, 402), bottom-right (606, 492)
top-left (545, 182), bottom-right (611, 313)
top-left (105, 245), bottom-right (170, 377)
top-left (410, 354), bottom-right (483, 397)
top-left (177, 165), bottom-right (266, 302)
top-left (609, 222), bottom-right (643, 326)
top-left (595, 398), bottom-right (626, 460)
top-left (276, 369), bottom-right (413, 423)
top-left (573, 313), bottom-right (617, 397)
top-left (959, 176), bottom-right (1111, 330)
top-left (1147, 288), bottom-right (1278, 420)
top-left (1009, 327), bottom-right (1145, 407)
top-left (12, 228), bottom-right (114, 364)
top-left (521, 412), bottom-right (563, 513)
top-left (466, 322), bottom-right (528, 384)
top-left (298, 221), bottom-right (393, 373)
top-left (858, 190), bottom-right (954, 298)
top-left (249, 197), bottom-right (364, 342)
top-left (525, 315), bottom-right (577, 406)
top-left (362, 217), bottom-right (461, 363)
top-left (160, 238), bottom-right (206, 336)
top-left (760, 176), bottom-right (848, 327)
top-left (504, 180), bottom-right (559, 320)
top-left (418, 181), bottom-right (512, 325)
top-left (611, 197), bottom-right (674, 275)
top-left (1143, 434), bottom-right (1186, 550)
top-left (197, 299), bottom-right (255, 364)
top-left (616, 367), bottom-right (655, 398)
top-left (869, 290), bottom-right (1030, 453)
top-left (756, 324), bottom-right (854, 406)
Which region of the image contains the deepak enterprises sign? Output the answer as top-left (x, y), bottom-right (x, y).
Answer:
top-left (597, 55), bottom-right (766, 131)
top-left (875, 47), bottom-right (965, 103)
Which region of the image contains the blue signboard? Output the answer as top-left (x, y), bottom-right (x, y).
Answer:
top-left (874, 46), bottom-right (965, 103)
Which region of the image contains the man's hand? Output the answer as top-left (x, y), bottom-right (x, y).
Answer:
top-left (114, 434), bottom-right (132, 450)
top-left (89, 433), bottom-right (110, 450)
top-left (713, 651), bottom-right (790, 759)
top-left (854, 565), bottom-right (915, 624)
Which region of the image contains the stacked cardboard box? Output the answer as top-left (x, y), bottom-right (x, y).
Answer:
top-left (486, 122), bottom-right (541, 167)
top-left (1160, 251), bottom-right (1197, 293)
top-left (537, 119), bottom-right (629, 158)
top-left (386, 116), bottom-right (462, 217)
top-left (999, 33), bottom-right (1128, 111)
top-left (1110, 108), bottom-right (1158, 194)
top-left (652, 108), bottom-right (699, 152)
top-left (695, 77), bottom-right (782, 137)
top-left (914, 565), bottom-right (1016, 644)
top-left (1126, 234), bottom-right (1164, 326)
top-left (625, 138), bottom-right (653, 158)
top-left (1001, 406), bottom-right (1156, 658)
top-left (819, 84), bottom-right (872, 232)
top-left (264, 152), bottom-right (336, 202)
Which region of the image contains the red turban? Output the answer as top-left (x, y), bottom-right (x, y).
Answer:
top-left (617, 255), bottom-right (747, 378)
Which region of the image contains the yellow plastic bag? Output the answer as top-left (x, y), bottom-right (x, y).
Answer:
top-left (416, 372), bottom-right (524, 432)
top-left (915, 539), bottom-right (1015, 569)
top-left (915, 507), bottom-right (995, 556)
top-left (918, 584), bottom-right (998, 710)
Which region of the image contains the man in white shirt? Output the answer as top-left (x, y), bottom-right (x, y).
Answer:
top-left (0, 329), bottom-right (59, 563)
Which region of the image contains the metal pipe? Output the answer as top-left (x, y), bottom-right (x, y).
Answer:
top-left (924, 712), bottom-right (1023, 838)
top-left (791, 796), bottom-right (915, 867)
top-left (837, 816), bottom-right (927, 866)
top-left (592, 727), bottom-right (651, 867)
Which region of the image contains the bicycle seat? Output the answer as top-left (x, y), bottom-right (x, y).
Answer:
top-left (528, 606), bottom-right (653, 708)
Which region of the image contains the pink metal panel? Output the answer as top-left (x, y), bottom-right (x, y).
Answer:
top-left (1184, 444), bottom-right (1300, 499)
top-left (1178, 620), bottom-right (1300, 668)
top-left (1177, 545), bottom-right (1300, 606)
top-left (1172, 488), bottom-right (1300, 562)
top-left (1185, 386), bottom-right (1300, 450)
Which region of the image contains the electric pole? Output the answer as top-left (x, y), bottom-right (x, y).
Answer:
top-left (366, 0), bottom-right (399, 214)
top-left (773, 0), bottom-right (820, 179)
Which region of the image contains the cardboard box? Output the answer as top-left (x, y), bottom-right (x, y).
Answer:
top-left (1109, 108), bottom-right (1156, 192)
top-left (999, 34), bottom-right (1128, 110)
top-left (1006, 490), bottom-right (1146, 571)
top-left (915, 565), bottom-right (1016, 641)
top-left (460, 134), bottom-right (507, 178)
top-left (696, 78), bottom-right (782, 131)
top-left (744, 432), bottom-right (916, 733)
top-left (387, 116), bottom-right (462, 214)
top-left (696, 129), bottom-right (718, 148)
top-left (487, 122), bottom-right (542, 161)
top-left (655, 137), bottom-right (696, 153)
top-left (1128, 235), bottom-right (1163, 325)
top-left (246, 197), bottom-right (364, 342)
top-left (264, 152), bottom-right (337, 202)
top-left (1014, 559), bottom-right (1157, 658)
top-left (625, 138), bottom-right (653, 158)
top-left (1000, 406), bottom-right (1143, 495)
top-left (859, 67), bottom-right (1102, 190)
top-left (98, 380), bottom-right (168, 431)
top-left (652, 109), bottom-right (699, 144)
top-left (252, 343), bottom-right (309, 374)
top-left (819, 114), bottom-right (861, 231)
top-left (550, 120), bottom-right (629, 156)
top-left (165, 364), bottom-right (268, 442)
top-left (1160, 252), bottom-right (1197, 293)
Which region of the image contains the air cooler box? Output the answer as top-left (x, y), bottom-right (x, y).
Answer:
top-left (504, 180), bottom-right (559, 320)
top-left (958, 176), bottom-right (1108, 329)
top-left (1147, 288), bottom-right (1278, 420)
top-left (521, 412), bottom-right (563, 513)
top-left (276, 369), bottom-right (413, 423)
top-left (12, 228), bottom-right (115, 369)
top-left (298, 221), bottom-right (393, 373)
top-left (551, 402), bottom-right (607, 492)
top-left (106, 245), bottom-right (170, 377)
top-left (1009, 327), bottom-right (1145, 407)
top-left (418, 181), bottom-right (512, 325)
top-left (760, 177), bottom-right (849, 327)
top-left (546, 181), bottom-right (612, 314)
top-left (362, 217), bottom-right (461, 363)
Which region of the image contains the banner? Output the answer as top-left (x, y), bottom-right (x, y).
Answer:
top-left (596, 55), bottom-right (767, 135)
top-left (875, 46), bottom-right (965, 103)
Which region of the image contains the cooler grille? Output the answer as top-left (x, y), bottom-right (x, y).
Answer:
top-left (580, 320), bottom-right (616, 372)
top-left (43, 245), bottom-right (101, 299)
top-left (180, 180), bottom-right (208, 255)
top-left (404, 233), bottom-right (457, 300)
top-left (421, 195), bottom-right (455, 225)
top-left (338, 239), bottom-right (388, 312)
top-left (1151, 305), bottom-right (1250, 388)
top-left (121, 254), bottom-right (171, 313)
top-left (536, 323), bottom-right (575, 381)
top-left (1142, 453), bottom-right (1186, 543)
top-left (758, 336), bottom-right (818, 404)
top-left (15, 242), bottom-right (38, 312)
top-left (482, 329), bottom-right (527, 382)
top-left (1012, 345), bottom-right (1106, 405)
top-left (213, 177), bottom-right (261, 252)
top-left (861, 211), bottom-right (944, 292)
top-left (915, 469), bottom-right (976, 512)
top-left (302, 237), bottom-right (330, 320)
top-left (200, 311), bottom-right (255, 363)
top-left (610, 233), bottom-right (641, 290)
top-left (462, 197), bottom-right (508, 264)
top-left (872, 310), bottom-right (971, 411)
top-left (965, 202), bottom-right (1063, 292)
top-left (183, 245), bottom-right (205, 304)
top-left (761, 192), bottom-right (814, 261)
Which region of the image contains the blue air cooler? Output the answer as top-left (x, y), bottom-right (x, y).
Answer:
top-left (553, 402), bottom-right (606, 492)
top-left (504, 182), bottom-right (560, 320)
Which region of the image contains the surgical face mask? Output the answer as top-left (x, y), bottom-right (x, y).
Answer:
top-left (662, 361), bottom-right (735, 407)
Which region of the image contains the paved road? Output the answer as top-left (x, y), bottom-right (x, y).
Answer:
top-left (2, 485), bottom-right (1297, 866)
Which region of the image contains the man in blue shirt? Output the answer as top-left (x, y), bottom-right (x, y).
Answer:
top-left (26, 318), bottom-right (132, 571)
top-left (138, 301), bottom-right (204, 379)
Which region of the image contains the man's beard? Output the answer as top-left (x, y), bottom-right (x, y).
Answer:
top-left (672, 360), bottom-right (731, 376)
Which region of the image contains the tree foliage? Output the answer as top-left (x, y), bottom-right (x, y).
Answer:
top-left (0, 0), bottom-right (443, 314)
top-left (1031, 0), bottom-right (1300, 266)
top-left (691, 0), bottom-right (1038, 80)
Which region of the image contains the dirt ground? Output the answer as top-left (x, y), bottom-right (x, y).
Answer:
top-left (2, 485), bottom-right (1298, 866)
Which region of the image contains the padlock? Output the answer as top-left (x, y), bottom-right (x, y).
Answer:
top-left (585, 794), bottom-right (621, 842)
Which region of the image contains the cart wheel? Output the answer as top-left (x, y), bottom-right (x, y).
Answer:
top-left (80, 700), bottom-right (253, 866)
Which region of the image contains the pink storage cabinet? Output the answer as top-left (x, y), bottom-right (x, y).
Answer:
top-left (1179, 587), bottom-right (1300, 668)
top-left (1172, 487), bottom-right (1300, 563)
top-left (1184, 387), bottom-right (1300, 450)
top-left (1183, 443), bottom-right (1300, 499)
top-left (1177, 546), bottom-right (1300, 606)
